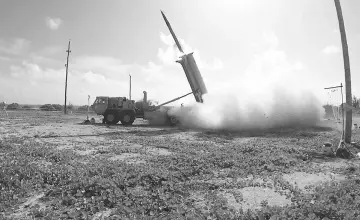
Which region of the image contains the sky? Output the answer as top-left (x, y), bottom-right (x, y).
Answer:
top-left (0, 0), bottom-right (359, 106)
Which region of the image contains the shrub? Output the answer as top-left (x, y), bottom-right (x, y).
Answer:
top-left (40, 104), bottom-right (56, 111)
top-left (353, 96), bottom-right (360, 109)
top-left (77, 105), bottom-right (89, 111)
top-left (6, 103), bottom-right (20, 110)
top-left (39, 104), bottom-right (63, 111)
top-left (67, 103), bottom-right (74, 110)
top-left (52, 104), bottom-right (63, 111)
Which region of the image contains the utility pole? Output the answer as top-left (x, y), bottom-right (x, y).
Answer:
top-left (334, 0), bottom-right (352, 143)
top-left (64, 40), bottom-right (71, 114)
top-left (129, 74), bottom-right (132, 100)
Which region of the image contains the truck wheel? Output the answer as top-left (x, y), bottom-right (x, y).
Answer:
top-left (121, 112), bottom-right (135, 125)
top-left (169, 116), bottom-right (178, 126)
top-left (104, 110), bottom-right (119, 125)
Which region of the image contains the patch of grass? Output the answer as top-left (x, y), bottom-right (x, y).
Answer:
top-left (0, 112), bottom-right (359, 219)
top-left (258, 177), bottom-right (360, 220)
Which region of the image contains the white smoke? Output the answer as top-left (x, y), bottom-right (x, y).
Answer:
top-left (167, 84), bottom-right (324, 131)
top-left (162, 32), bottom-right (325, 131)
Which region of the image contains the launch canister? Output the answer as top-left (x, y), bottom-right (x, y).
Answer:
top-left (161, 10), bottom-right (208, 103)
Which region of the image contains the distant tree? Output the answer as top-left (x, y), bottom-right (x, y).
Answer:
top-left (352, 96), bottom-right (360, 109)
top-left (77, 105), bottom-right (89, 111)
top-left (6, 103), bottom-right (20, 110)
top-left (52, 104), bottom-right (63, 111)
top-left (67, 102), bottom-right (74, 110)
top-left (323, 104), bottom-right (334, 119)
top-left (40, 104), bottom-right (55, 111)
top-left (22, 105), bottom-right (31, 109)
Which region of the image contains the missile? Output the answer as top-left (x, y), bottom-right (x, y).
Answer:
top-left (160, 10), bottom-right (184, 53)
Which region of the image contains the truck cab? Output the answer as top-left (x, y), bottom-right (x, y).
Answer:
top-left (92, 96), bottom-right (137, 125)
top-left (92, 96), bottom-right (108, 115)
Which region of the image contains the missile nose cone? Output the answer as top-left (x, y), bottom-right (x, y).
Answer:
top-left (161, 10), bottom-right (167, 20)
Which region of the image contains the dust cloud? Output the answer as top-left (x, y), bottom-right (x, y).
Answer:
top-left (167, 83), bottom-right (324, 131)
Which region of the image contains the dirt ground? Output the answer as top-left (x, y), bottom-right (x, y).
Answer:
top-left (0, 110), bottom-right (360, 219)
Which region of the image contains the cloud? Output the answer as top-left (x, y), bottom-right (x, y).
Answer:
top-left (81, 71), bottom-right (107, 84)
top-left (1, 32), bottom-right (224, 105)
top-left (157, 32), bottom-right (183, 65)
top-left (322, 45), bottom-right (340, 54)
top-left (6, 60), bottom-right (128, 104)
top-left (29, 54), bottom-right (62, 67)
top-left (157, 32), bottom-right (224, 71)
top-left (36, 45), bottom-right (63, 56)
top-left (203, 32), bottom-right (307, 95)
top-left (141, 61), bottom-right (162, 73)
top-left (26, 45), bottom-right (65, 68)
top-left (0, 38), bottom-right (30, 55)
top-left (0, 56), bottom-right (11, 61)
top-left (263, 32), bottom-right (279, 48)
top-left (73, 56), bottom-right (131, 80)
top-left (45, 17), bottom-right (63, 30)
top-left (10, 61), bottom-right (63, 82)
top-left (212, 58), bottom-right (224, 70)
top-left (244, 49), bottom-right (304, 83)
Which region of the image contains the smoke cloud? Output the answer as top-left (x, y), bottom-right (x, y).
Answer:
top-left (164, 32), bottom-right (325, 131)
top-left (168, 86), bottom-right (323, 131)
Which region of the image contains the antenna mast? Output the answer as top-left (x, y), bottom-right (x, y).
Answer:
top-left (129, 74), bottom-right (132, 100)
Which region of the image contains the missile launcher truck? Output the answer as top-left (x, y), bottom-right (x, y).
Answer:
top-left (91, 10), bottom-right (207, 125)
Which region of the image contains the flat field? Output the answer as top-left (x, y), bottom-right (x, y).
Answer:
top-left (0, 111), bottom-right (359, 219)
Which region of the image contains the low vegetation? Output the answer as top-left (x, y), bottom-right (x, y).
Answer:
top-left (0, 111), bottom-right (359, 219)
top-left (77, 105), bottom-right (90, 111)
top-left (323, 96), bottom-right (360, 117)
top-left (39, 104), bottom-right (63, 111)
top-left (6, 103), bottom-right (20, 110)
